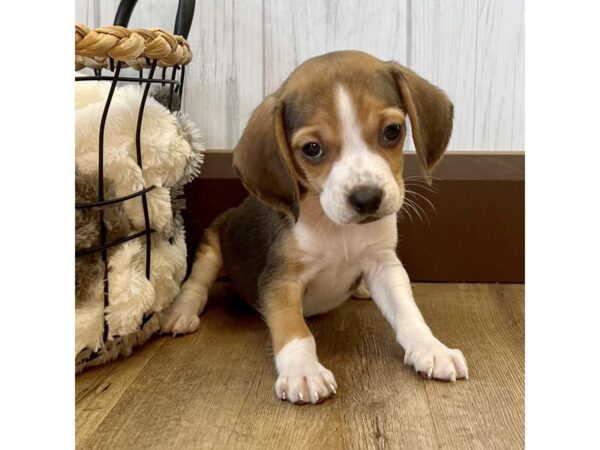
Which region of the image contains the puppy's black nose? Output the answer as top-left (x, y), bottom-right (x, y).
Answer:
top-left (348, 186), bottom-right (383, 214)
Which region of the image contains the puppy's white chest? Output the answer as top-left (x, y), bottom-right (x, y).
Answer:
top-left (293, 215), bottom-right (396, 317)
top-left (301, 255), bottom-right (362, 317)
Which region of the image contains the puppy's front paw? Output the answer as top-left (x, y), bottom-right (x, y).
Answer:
top-left (160, 307), bottom-right (200, 336)
top-left (404, 339), bottom-right (468, 381)
top-left (275, 362), bottom-right (337, 405)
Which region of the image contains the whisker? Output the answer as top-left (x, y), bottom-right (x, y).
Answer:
top-left (405, 189), bottom-right (437, 215)
top-left (403, 176), bottom-right (440, 190)
top-left (399, 202), bottom-right (415, 224)
top-left (404, 182), bottom-right (438, 194)
top-left (403, 174), bottom-right (442, 181)
top-left (403, 196), bottom-right (431, 226)
top-left (402, 177), bottom-right (425, 183)
top-left (403, 175), bottom-right (442, 187)
top-left (398, 203), bottom-right (415, 224)
top-left (411, 200), bottom-right (431, 226)
top-left (402, 198), bottom-right (424, 223)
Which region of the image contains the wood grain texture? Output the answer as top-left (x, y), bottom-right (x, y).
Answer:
top-left (76, 283), bottom-right (524, 449)
top-left (74, 0), bottom-right (524, 150)
top-left (75, 337), bottom-right (166, 446)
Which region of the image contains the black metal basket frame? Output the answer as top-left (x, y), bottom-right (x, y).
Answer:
top-left (75, 0), bottom-right (196, 349)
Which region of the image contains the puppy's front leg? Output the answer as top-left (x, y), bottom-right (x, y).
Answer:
top-left (365, 250), bottom-right (468, 381)
top-left (262, 279), bottom-right (337, 404)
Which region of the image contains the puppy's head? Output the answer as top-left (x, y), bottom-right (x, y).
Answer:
top-left (233, 51), bottom-right (453, 224)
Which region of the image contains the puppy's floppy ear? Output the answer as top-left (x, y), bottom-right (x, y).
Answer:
top-left (389, 63), bottom-right (454, 184)
top-left (233, 95), bottom-right (300, 220)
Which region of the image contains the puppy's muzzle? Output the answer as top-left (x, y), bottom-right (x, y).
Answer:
top-left (348, 185), bottom-right (383, 215)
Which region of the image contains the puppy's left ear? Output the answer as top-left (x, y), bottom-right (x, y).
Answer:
top-left (389, 63), bottom-right (453, 184)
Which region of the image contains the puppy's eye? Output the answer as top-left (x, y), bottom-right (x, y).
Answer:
top-left (383, 124), bottom-right (402, 143)
top-left (301, 142), bottom-right (324, 159)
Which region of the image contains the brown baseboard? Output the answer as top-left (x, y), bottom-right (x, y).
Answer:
top-left (183, 151), bottom-right (524, 283)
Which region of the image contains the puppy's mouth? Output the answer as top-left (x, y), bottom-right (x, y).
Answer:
top-left (355, 201), bottom-right (404, 225)
top-left (357, 215), bottom-right (380, 224)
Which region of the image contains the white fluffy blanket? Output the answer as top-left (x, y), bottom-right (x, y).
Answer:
top-left (75, 80), bottom-right (204, 371)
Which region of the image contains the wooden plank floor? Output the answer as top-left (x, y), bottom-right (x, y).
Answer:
top-left (76, 283), bottom-right (524, 449)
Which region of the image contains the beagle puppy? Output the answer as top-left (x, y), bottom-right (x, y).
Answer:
top-left (161, 50), bottom-right (468, 404)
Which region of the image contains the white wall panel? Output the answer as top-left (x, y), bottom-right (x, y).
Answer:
top-left (473, 0), bottom-right (525, 150)
top-left (263, 0), bottom-right (409, 93)
top-left (409, 0), bottom-right (478, 150)
top-left (75, 0), bottom-right (524, 151)
top-left (182, 0), bottom-right (263, 149)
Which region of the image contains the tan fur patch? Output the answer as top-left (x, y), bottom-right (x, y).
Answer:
top-left (289, 114), bottom-right (342, 192)
top-left (183, 226), bottom-right (224, 300)
top-left (260, 233), bottom-right (311, 353)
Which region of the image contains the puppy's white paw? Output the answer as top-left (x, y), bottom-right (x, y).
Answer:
top-left (275, 361), bottom-right (337, 404)
top-left (404, 339), bottom-right (468, 381)
top-left (160, 307), bottom-right (200, 336)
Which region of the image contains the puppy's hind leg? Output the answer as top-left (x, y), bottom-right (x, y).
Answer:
top-left (351, 277), bottom-right (371, 299)
top-left (161, 227), bottom-right (223, 336)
